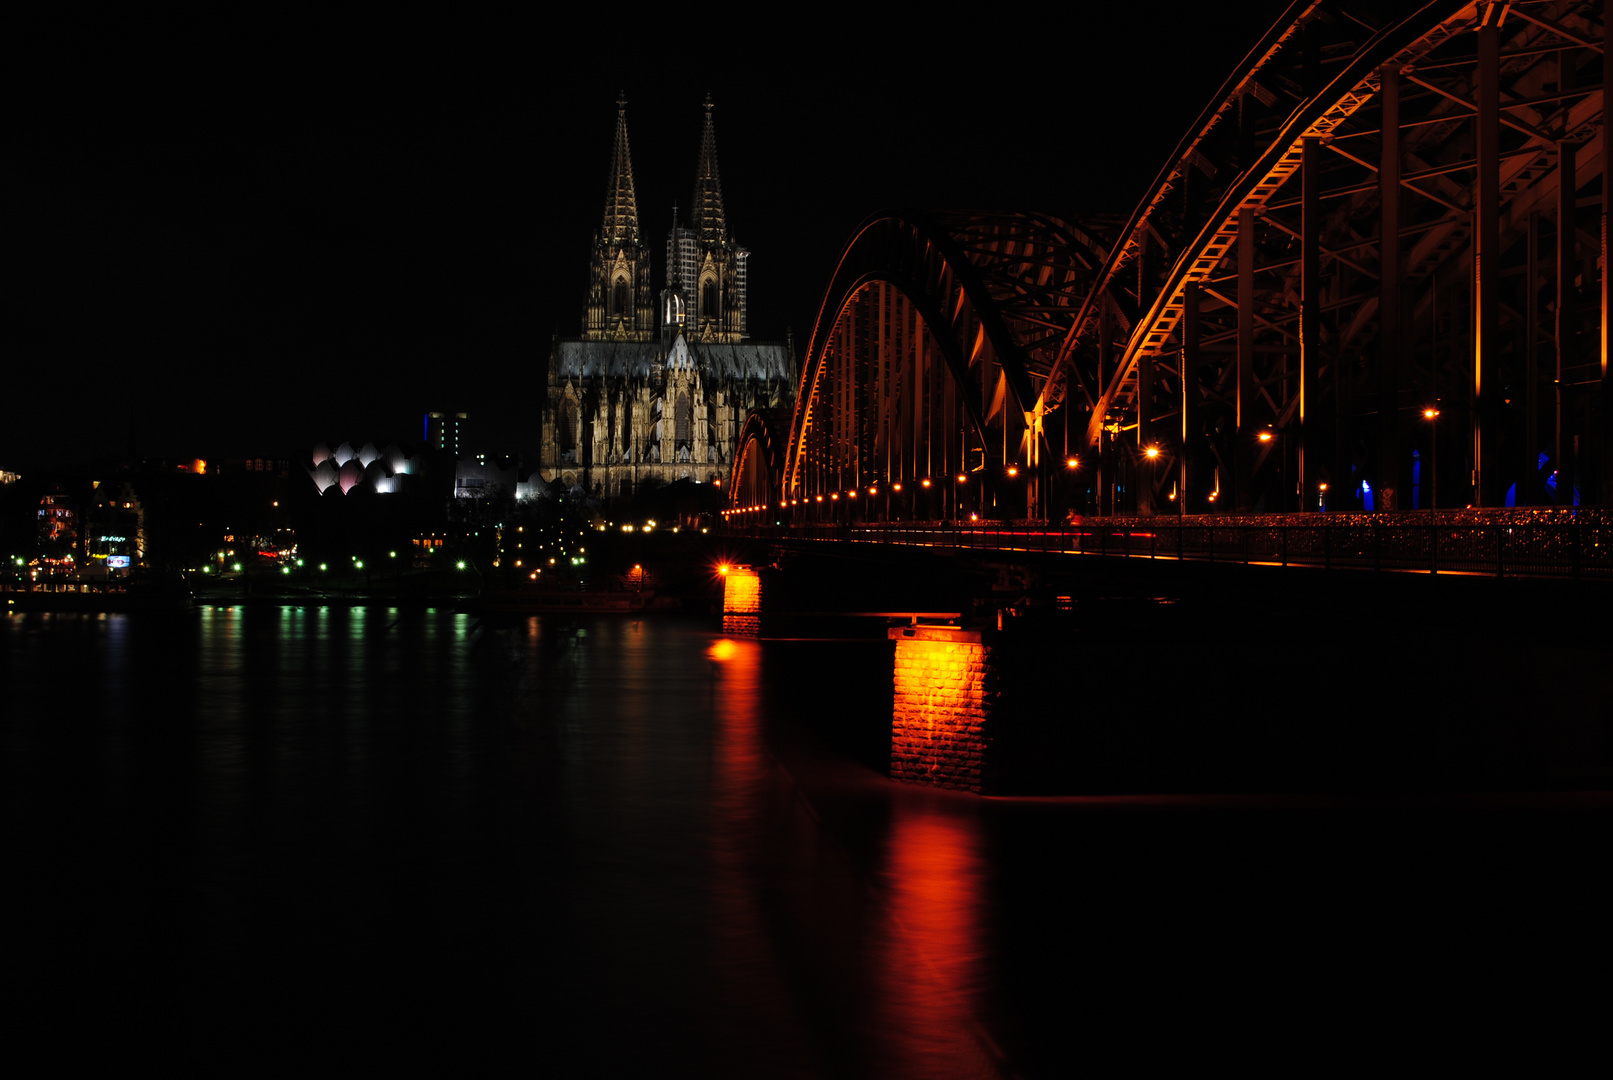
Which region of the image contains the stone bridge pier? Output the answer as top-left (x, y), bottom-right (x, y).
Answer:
top-left (719, 564), bottom-right (762, 636)
top-left (888, 622), bottom-right (997, 793)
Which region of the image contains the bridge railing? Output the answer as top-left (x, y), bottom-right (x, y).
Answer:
top-left (736, 513), bottom-right (1610, 580)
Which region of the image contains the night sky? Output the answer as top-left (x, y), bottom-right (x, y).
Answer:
top-left (12, 7), bottom-right (1289, 473)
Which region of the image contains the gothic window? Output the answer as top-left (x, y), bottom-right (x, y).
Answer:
top-left (701, 278), bottom-right (717, 319)
top-left (613, 277), bottom-right (629, 316)
top-left (560, 399), bottom-right (579, 453)
top-left (676, 392), bottom-right (691, 446)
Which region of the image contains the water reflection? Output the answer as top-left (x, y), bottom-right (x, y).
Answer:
top-left (871, 799), bottom-right (999, 1078)
top-left (4, 608), bottom-right (1608, 1075)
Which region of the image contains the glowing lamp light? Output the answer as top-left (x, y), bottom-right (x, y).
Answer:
top-left (815, 495), bottom-right (824, 502)
top-left (893, 483), bottom-right (903, 492)
top-left (457, 561), bottom-right (466, 569)
top-left (830, 493), bottom-right (839, 500)
top-left (848, 490), bottom-right (857, 498)
top-left (1423, 408), bottom-right (1440, 420)
top-left (1258, 432), bottom-right (1273, 443)
top-left (921, 478), bottom-right (932, 488)
top-left (956, 474), bottom-right (967, 484)
top-left (1066, 457), bottom-right (1079, 469)
top-left (970, 512), bottom-right (979, 521)
top-left (1006, 466), bottom-right (1018, 477)
top-left (1144, 445), bottom-right (1161, 460)
top-left (718, 563), bottom-right (730, 575)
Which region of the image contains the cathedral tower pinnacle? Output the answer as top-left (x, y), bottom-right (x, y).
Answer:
top-left (691, 94), bottom-right (727, 245)
top-left (584, 95), bottom-right (654, 341)
top-left (666, 95), bottom-right (747, 342)
top-left (602, 95), bottom-right (641, 243)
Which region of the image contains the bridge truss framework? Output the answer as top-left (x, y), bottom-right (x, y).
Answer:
top-left (729, 0), bottom-right (1611, 527)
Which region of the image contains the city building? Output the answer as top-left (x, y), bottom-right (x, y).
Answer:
top-left (539, 96), bottom-right (794, 500)
top-left (425, 411), bottom-right (467, 457)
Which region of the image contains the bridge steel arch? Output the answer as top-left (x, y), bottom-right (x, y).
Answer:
top-left (775, 211), bottom-right (1105, 524)
top-left (728, 409), bottom-right (788, 523)
top-left (1039, 0), bottom-right (1610, 515)
top-left (756, 1), bottom-right (1610, 525)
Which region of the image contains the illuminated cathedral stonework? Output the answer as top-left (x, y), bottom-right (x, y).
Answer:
top-left (541, 97), bottom-right (793, 499)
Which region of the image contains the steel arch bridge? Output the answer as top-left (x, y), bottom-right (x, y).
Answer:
top-left (730, 0), bottom-right (1610, 527)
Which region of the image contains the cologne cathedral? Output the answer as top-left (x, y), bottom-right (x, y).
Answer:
top-left (539, 96), bottom-right (795, 499)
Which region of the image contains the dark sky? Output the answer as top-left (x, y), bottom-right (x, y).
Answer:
top-left (11, 6), bottom-right (1291, 473)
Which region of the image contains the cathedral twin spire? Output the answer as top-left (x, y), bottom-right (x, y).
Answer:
top-left (600, 95), bottom-right (641, 244)
top-left (690, 94), bottom-right (728, 246)
top-left (586, 94), bottom-right (744, 343)
top-left (597, 93), bottom-right (729, 246)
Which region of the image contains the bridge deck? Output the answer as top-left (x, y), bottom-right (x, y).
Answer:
top-left (731, 510), bottom-right (1611, 581)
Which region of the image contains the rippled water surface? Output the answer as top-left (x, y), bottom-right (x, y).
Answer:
top-left (4, 605), bottom-right (1609, 1073)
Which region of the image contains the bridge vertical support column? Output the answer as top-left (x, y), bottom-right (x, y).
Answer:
top-left (1474, 9), bottom-right (1501, 506)
top-left (1182, 281), bottom-right (1200, 513)
top-left (1301, 137), bottom-right (1321, 509)
top-left (1602, 0), bottom-right (1612, 505)
top-left (1378, 70), bottom-right (1402, 511)
top-left (889, 624), bottom-right (996, 793)
top-left (1138, 353), bottom-right (1154, 515)
top-left (1557, 139), bottom-right (1577, 506)
top-left (721, 565), bottom-right (762, 636)
top-left (1527, 209), bottom-right (1540, 505)
top-left (1237, 206), bottom-right (1256, 512)
top-left (1098, 306), bottom-right (1113, 515)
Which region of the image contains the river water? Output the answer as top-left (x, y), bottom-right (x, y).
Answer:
top-left (4, 604), bottom-right (1609, 1073)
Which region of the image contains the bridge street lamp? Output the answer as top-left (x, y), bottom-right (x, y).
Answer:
top-left (1257, 428), bottom-right (1290, 512)
top-left (1143, 445), bottom-right (1161, 515)
top-left (1423, 406), bottom-right (1440, 510)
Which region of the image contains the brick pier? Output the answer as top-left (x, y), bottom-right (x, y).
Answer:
top-left (888, 623), bottom-right (997, 793)
top-left (721, 566), bottom-right (762, 636)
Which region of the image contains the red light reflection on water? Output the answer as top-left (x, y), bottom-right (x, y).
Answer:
top-left (704, 636), bottom-right (819, 1067)
top-left (872, 801), bottom-right (999, 1078)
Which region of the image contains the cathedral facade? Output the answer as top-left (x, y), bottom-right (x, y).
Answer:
top-left (540, 97), bottom-right (794, 499)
